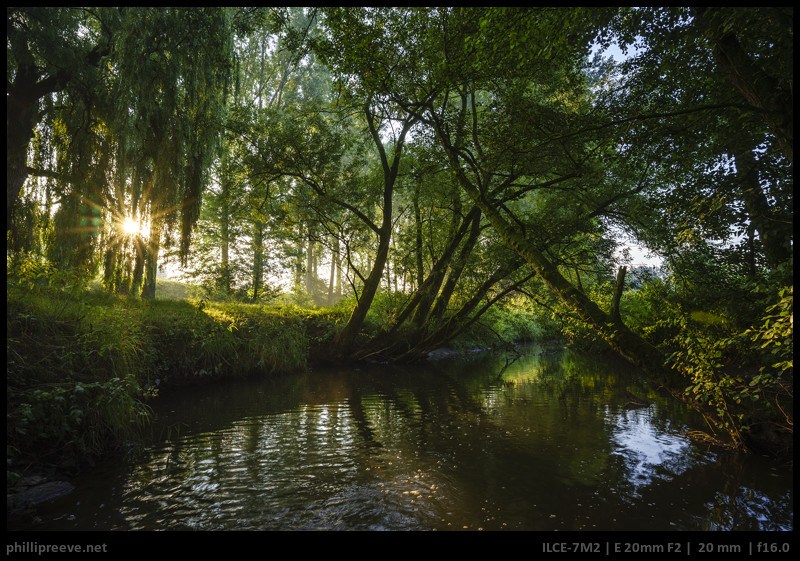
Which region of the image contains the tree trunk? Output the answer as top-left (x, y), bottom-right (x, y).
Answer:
top-left (403, 260), bottom-right (528, 360)
top-left (7, 122), bottom-right (37, 234)
top-left (429, 210), bottom-right (482, 326)
top-left (391, 206), bottom-right (480, 330)
top-left (7, 75), bottom-right (43, 233)
top-left (220, 233), bottom-right (231, 294)
top-left (217, 135), bottom-right (237, 296)
top-left (733, 145), bottom-right (792, 268)
top-left (141, 215), bottom-right (162, 300)
top-left (611, 266), bottom-right (627, 323)
top-left (693, 8), bottom-right (793, 165)
top-left (412, 184), bottom-right (425, 288)
top-left (328, 235), bottom-right (343, 306)
top-left (332, 226), bottom-right (392, 356)
top-left (490, 196), bottom-right (671, 381)
top-left (252, 219), bottom-right (264, 301)
top-left (132, 237), bottom-right (145, 296)
top-left (331, 105), bottom-right (415, 358)
top-left (305, 233), bottom-right (315, 298)
top-left (327, 236), bottom-right (338, 305)
top-left (335, 242), bottom-right (343, 301)
top-left (7, 35), bottom-right (108, 233)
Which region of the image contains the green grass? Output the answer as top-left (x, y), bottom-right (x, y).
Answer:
top-left (6, 260), bottom-right (344, 479)
top-left (154, 277), bottom-right (202, 300)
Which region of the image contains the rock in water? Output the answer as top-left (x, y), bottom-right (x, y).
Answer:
top-left (7, 481), bottom-right (75, 516)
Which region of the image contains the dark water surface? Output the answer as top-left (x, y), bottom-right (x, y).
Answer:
top-left (11, 346), bottom-right (793, 531)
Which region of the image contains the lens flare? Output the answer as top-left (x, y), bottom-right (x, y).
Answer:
top-left (122, 217), bottom-right (140, 235)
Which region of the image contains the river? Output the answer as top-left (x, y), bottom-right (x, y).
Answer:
top-left (8, 345), bottom-right (793, 531)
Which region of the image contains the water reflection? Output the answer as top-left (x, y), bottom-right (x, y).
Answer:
top-left (9, 346), bottom-right (792, 531)
top-left (607, 406), bottom-right (695, 496)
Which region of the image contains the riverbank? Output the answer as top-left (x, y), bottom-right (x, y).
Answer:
top-left (6, 290), bottom-right (324, 464)
top-left (7, 272), bottom-right (792, 519)
top-left (7, 276), bottom-right (547, 507)
top-left (5, 284), bottom-right (322, 517)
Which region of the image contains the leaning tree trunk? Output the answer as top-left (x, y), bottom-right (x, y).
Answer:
top-left (7, 74), bottom-right (42, 234)
top-left (331, 104), bottom-right (415, 359)
top-left (429, 210), bottom-right (482, 326)
top-left (331, 224), bottom-right (392, 358)
top-left (446, 156), bottom-right (681, 388)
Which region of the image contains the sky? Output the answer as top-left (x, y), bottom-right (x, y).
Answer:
top-left (591, 40), bottom-right (662, 269)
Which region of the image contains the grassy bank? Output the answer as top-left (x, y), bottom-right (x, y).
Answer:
top-left (7, 270), bottom-right (346, 483)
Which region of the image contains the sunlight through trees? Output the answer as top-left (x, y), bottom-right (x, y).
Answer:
top-left (7, 7), bottom-right (792, 456)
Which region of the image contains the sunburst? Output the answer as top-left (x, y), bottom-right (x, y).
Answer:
top-left (122, 216), bottom-right (141, 236)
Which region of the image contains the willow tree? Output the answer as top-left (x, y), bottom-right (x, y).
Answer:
top-left (7, 7), bottom-right (108, 236)
top-left (8, 7), bottom-right (236, 297)
top-left (103, 8), bottom-right (235, 297)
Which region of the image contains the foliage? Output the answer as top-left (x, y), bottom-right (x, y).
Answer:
top-left (618, 265), bottom-right (792, 456)
top-left (748, 286), bottom-right (793, 378)
top-left (153, 278), bottom-right (203, 301)
top-left (8, 7), bottom-right (240, 298)
top-left (450, 302), bottom-right (544, 351)
top-left (8, 378), bottom-right (150, 471)
top-left (7, 255), bottom-right (153, 473)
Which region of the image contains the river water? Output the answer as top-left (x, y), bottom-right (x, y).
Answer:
top-left (10, 345), bottom-right (793, 531)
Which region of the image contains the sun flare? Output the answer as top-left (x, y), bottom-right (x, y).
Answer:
top-left (122, 217), bottom-right (141, 236)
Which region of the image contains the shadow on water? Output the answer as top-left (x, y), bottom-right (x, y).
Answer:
top-left (7, 344), bottom-right (793, 531)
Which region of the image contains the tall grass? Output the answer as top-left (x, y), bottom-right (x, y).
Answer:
top-left (7, 258), bottom-right (152, 475)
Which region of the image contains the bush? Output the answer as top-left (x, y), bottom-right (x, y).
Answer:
top-left (450, 302), bottom-right (544, 350)
top-left (619, 267), bottom-right (793, 455)
top-left (7, 378), bottom-right (150, 468)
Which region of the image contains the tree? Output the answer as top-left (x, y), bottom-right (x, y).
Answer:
top-left (315, 7), bottom-right (701, 380)
top-left (246, 8), bottom-right (430, 356)
top-left (8, 8), bottom-right (236, 299)
top-left (7, 7), bottom-right (110, 233)
top-left (692, 8), bottom-right (793, 166)
top-left (600, 7), bottom-right (793, 274)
